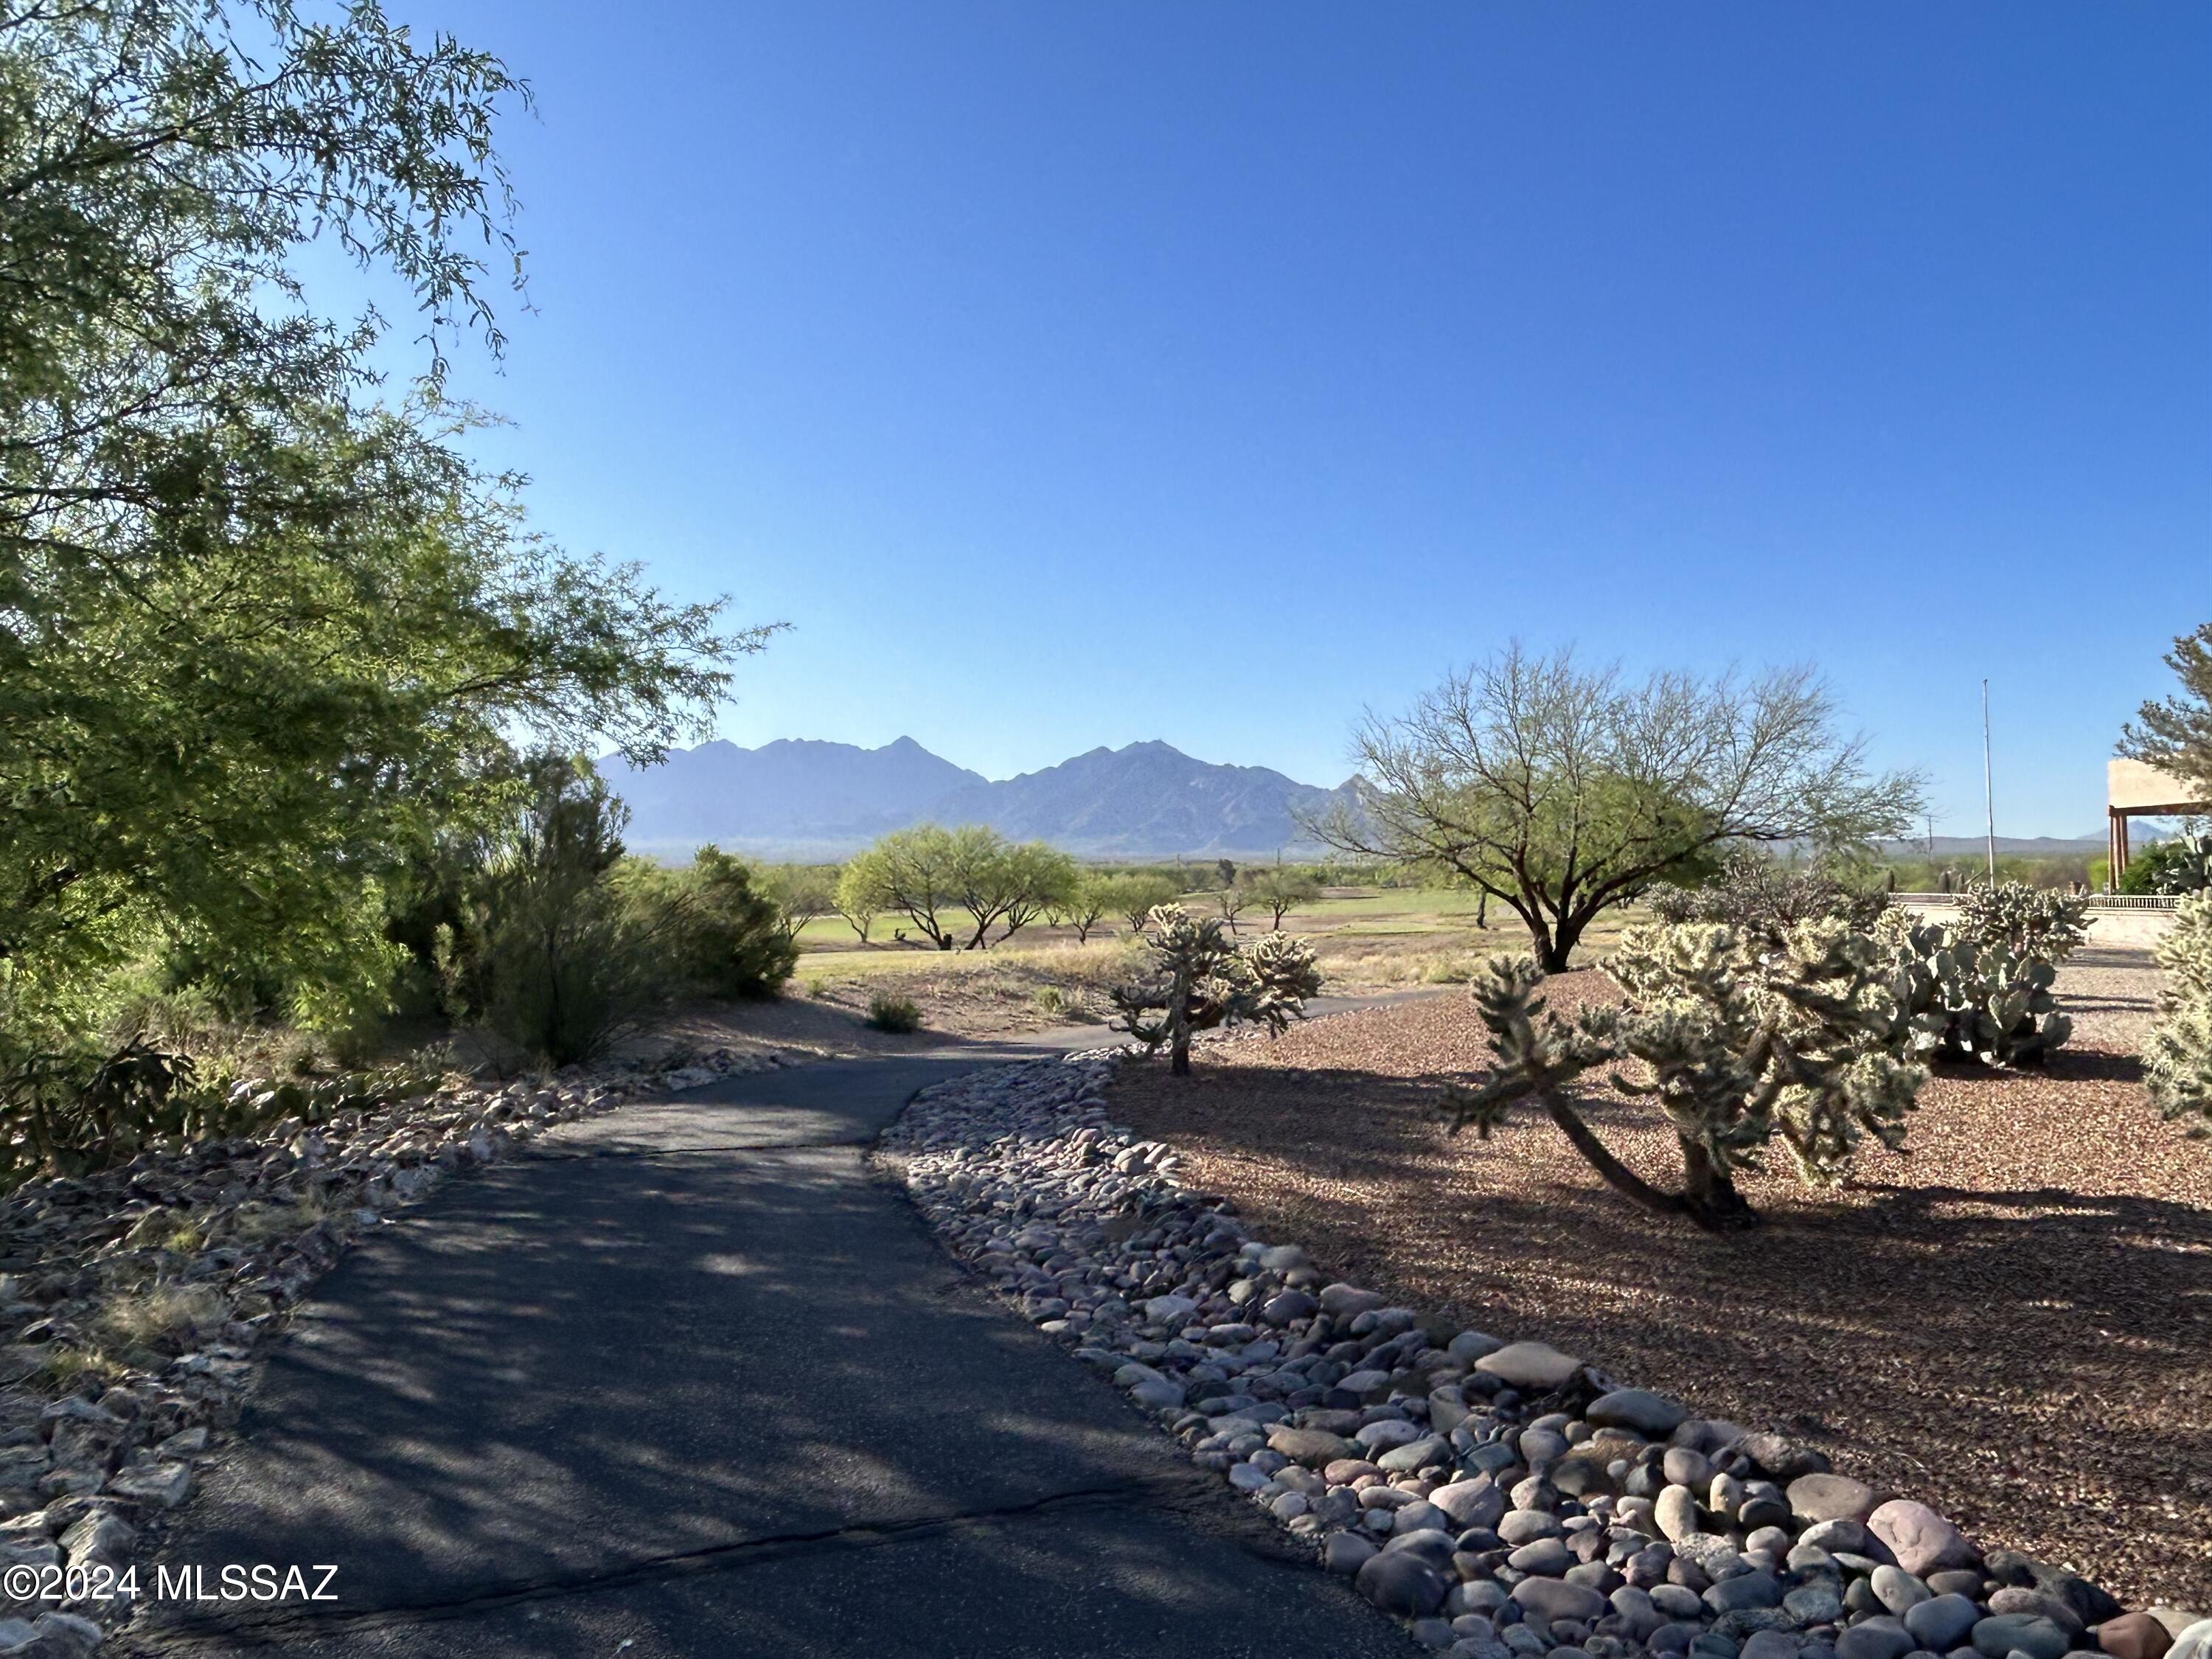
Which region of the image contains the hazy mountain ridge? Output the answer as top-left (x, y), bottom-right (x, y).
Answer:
top-left (602, 736), bottom-right (1356, 859)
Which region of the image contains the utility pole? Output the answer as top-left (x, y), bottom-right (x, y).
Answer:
top-left (1981, 678), bottom-right (1997, 888)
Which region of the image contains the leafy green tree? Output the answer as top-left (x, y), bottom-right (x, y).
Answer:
top-left (1245, 867), bottom-right (1324, 930)
top-left (831, 866), bottom-right (879, 943)
top-left (839, 827), bottom-right (968, 950)
top-left (759, 864), bottom-right (838, 945)
top-left (1449, 921), bottom-right (1924, 1231)
top-left (0, 1), bottom-right (768, 1057)
top-left (1110, 905), bottom-right (1322, 1076)
top-left (2121, 623), bottom-right (2212, 801)
top-left (1097, 873), bottom-right (1180, 938)
top-left (1320, 646), bottom-right (1924, 972)
top-left (954, 835), bottom-right (1079, 949)
top-left (1051, 876), bottom-right (1109, 944)
top-left (840, 827), bottom-right (1077, 950)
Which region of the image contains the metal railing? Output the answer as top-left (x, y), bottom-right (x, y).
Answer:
top-left (1891, 891), bottom-right (2179, 911)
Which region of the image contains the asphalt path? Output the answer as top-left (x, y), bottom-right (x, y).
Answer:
top-left (119, 1009), bottom-right (1422, 1658)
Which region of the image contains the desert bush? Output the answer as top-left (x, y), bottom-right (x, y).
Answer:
top-left (1110, 905), bottom-right (1322, 1076)
top-left (439, 759), bottom-right (681, 1067)
top-left (1447, 920), bottom-right (1924, 1231)
top-left (673, 849), bottom-right (799, 998)
top-left (1646, 849), bottom-right (1889, 944)
top-left (2121, 833), bottom-right (2212, 895)
top-left (2146, 891), bottom-right (2212, 1136)
top-left (864, 992), bottom-right (922, 1033)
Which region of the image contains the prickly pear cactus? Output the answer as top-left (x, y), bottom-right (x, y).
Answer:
top-left (1879, 914), bottom-right (2071, 1067)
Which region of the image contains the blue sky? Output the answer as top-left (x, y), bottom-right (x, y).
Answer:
top-left (394, 1), bottom-right (2208, 838)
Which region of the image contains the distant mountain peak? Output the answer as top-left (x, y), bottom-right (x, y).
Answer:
top-left (601, 734), bottom-right (1352, 860)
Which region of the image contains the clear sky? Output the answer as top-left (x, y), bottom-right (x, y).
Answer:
top-left (399, 1), bottom-right (2208, 838)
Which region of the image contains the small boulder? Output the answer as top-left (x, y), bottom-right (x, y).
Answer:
top-left (1357, 1549), bottom-right (1449, 1616)
top-left (1512, 1578), bottom-right (1610, 1626)
top-left (1475, 1341), bottom-right (1583, 1391)
top-left (1789, 1473), bottom-right (1880, 1525)
top-left (1971, 1616), bottom-right (2073, 1659)
top-left (1588, 1389), bottom-right (1688, 1438)
top-left (1868, 1500), bottom-right (1977, 1579)
top-left (2098, 1615), bottom-right (2174, 1659)
top-left (1905, 1595), bottom-right (1983, 1652)
top-left (1267, 1426), bottom-right (1354, 1467)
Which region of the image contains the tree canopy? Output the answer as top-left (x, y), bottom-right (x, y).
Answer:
top-left (1317, 646), bottom-right (1924, 970)
top-left (2121, 622), bottom-right (2212, 800)
top-left (0, 1), bottom-right (765, 1059)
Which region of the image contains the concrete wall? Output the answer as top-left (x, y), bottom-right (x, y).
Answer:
top-left (1896, 897), bottom-right (2171, 950)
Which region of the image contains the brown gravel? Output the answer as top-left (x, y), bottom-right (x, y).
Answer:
top-left (1110, 944), bottom-right (2212, 1609)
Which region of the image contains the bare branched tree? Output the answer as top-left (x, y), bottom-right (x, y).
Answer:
top-left (1313, 646), bottom-right (1924, 971)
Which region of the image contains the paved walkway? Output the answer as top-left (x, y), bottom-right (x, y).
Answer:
top-left (119, 1026), bottom-right (1415, 1657)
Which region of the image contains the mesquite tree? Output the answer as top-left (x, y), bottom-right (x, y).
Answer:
top-left (1445, 922), bottom-right (1925, 1231)
top-left (1110, 905), bottom-right (1322, 1075)
top-left (1317, 647), bottom-right (1924, 971)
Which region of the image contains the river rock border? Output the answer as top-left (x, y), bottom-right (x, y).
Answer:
top-left (883, 1051), bottom-right (2208, 1659)
top-left (0, 1043), bottom-right (802, 1656)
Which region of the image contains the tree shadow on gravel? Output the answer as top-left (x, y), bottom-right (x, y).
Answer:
top-left (1113, 1038), bottom-right (2212, 1609)
top-left (119, 1099), bottom-right (1403, 1659)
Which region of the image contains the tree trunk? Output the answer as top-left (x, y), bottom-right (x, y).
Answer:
top-left (1540, 1098), bottom-right (1761, 1233)
top-left (1677, 1139), bottom-right (1760, 1231)
top-left (1539, 912), bottom-right (1590, 973)
top-left (1543, 1098), bottom-right (1686, 1222)
top-left (1169, 974), bottom-right (1193, 1075)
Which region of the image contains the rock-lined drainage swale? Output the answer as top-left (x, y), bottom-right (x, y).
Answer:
top-left (882, 1053), bottom-right (2208, 1659)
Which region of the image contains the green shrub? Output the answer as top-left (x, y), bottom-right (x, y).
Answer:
top-left (2121, 834), bottom-right (2211, 895)
top-left (442, 758), bottom-right (668, 1068)
top-left (864, 992), bottom-right (922, 1033)
top-left (669, 848), bottom-right (798, 998)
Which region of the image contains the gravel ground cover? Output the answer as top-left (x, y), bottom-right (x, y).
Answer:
top-left (1107, 945), bottom-right (2211, 1610)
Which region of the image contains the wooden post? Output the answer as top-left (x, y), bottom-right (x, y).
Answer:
top-left (2108, 809), bottom-right (2129, 891)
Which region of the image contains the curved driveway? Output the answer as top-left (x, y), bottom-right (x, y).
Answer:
top-left (119, 1023), bottom-right (1416, 1658)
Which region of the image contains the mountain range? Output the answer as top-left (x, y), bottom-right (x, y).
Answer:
top-left (599, 737), bottom-right (1359, 860)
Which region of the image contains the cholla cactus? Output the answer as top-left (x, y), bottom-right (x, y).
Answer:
top-left (1953, 880), bottom-right (2091, 962)
top-left (1110, 905), bottom-right (1323, 1075)
top-left (1877, 912), bottom-right (2073, 1067)
top-left (2147, 891), bottom-right (2212, 1135)
top-left (1445, 921), bottom-right (1924, 1232)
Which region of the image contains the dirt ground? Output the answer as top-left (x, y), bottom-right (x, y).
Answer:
top-left (1109, 943), bottom-right (2212, 1610)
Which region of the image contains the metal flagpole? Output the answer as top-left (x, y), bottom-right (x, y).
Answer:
top-left (1981, 679), bottom-right (1996, 887)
